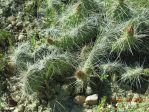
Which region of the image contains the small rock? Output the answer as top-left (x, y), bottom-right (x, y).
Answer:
top-left (18, 33), bottom-right (25, 40)
top-left (107, 104), bottom-right (113, 109)
top-left (6, 61), bottom-right (16, 74)
top-left (85, 94), bottom-right (98, 105)
top-left (74, 95), bottom-right (86, 105)
top-left (8, 16), bottom-right (16, 22)
top-left (7, 16), bottom-right (16, 26)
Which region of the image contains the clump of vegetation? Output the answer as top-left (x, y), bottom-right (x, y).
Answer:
top-left (10, 42), bottom-right (75, 98)
top-left (113, 0), bottom-right (132, 22)
top-left (44, 0), bottom-right (102, 50)
top-left (8, 42), bottom-right (33, 71)
top-left (120, 66), bottom-right (149, 88)
top-left (111, 24), bottom-right (141, 55)
top-left (1, 0), bottom-right (149, 111)
top-left (99, 61), bottom-right (124, 75)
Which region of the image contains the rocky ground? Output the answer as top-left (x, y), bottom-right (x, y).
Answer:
top-left (1, 0), bottom-right (149, 112)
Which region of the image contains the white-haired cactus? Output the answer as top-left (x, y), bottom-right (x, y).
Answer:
top-left (18, 44), bottom-right (75, 96)
top-left (32, 44), bottom-right (60, 61)
top-left (20, 63), bottom-right (44, 95)
top-left (9, 42), bottom-right (33, 71)
top-left (45, 0), bottom-right (102, 50)
top-left (120, 66), bottom-right (147, 88)
top-left (113, 0), bottom-right (132, 22)
top-left (111, 10), bottom-right (149, 55)
top-left (111, 25), bottom-right (142, 55)
top-left (74, 35), bottom-right (111, 90)
top-left (49, 17), bottom-right (99, 50)
top-left (3, 0), bottom-right (149, 110)
top-left (99, 61), bottom-right (124, 75)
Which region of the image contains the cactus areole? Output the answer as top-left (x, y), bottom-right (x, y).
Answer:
top-left (127, 26), bottom-right (134, 37)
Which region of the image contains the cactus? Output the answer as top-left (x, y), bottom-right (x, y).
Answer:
top-left (129, 0), bottom-right (149, 9)
top-left (113, 0), bottom-right (132, 22)
top-left (74, 35), bottom-right (111, 90)
top-left (9, 42), bottom-right (33, 70)
top-left (99, 61), bottom-right (124, 75)
top-left (45, 0), bottom-right (66, 26)
top-left (111, 25), bottom-right (142, 55)
top-left (111, 10), bottom-right (149, 55)
top-left (58, 0), bottom-right (102, 27)
top-left (58, 1), bottom-right (83, 27)
top-left (120, 66), bottom-right (148, 88)
top-left (45, 0), bottom-right (102, 50)
top-left (20, 63), bottom-right (44, 95)
top-left (49, 17), bottom-right (99, 50)
top-left (17, 44), bottom-right (75, 96)
top-left (33, 44), bottom-right (59, 61)
top-left (79, 44), bottom-right (93, 61)
top-left (73, 35), bottom-right (112, 92)
top-left (3, 0), bottom-right (149, 110)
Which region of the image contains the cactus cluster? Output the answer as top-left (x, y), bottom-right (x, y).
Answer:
top-left (73, 0), bottom-right (149, 91)
top-left (7, 0), bottom-right (149, 110)
top-left (10, 43), bottom-right (75, 96)
top-left (44, 0), bottom-right (102, 50)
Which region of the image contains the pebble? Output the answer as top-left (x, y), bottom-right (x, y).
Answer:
top-left (18, 33), bottom-right (25, 40)
top-left (85, 94), bottom-right (98, 105)
top-left (74, 95), bottom-right (86, 105)
top-left (107, 104), bottom-right (113, 109)
top-left (8, 16), bottom-right (16, 22)
top-left (7, 61), bottom-right (16, 73)
top-left (7, 16), bottom-right (17, 26)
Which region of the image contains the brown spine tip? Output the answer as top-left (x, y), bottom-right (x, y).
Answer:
top-left (127, 26), bottom-right (134, 36)
top-left (75, 70), bottom-right (86, 80)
